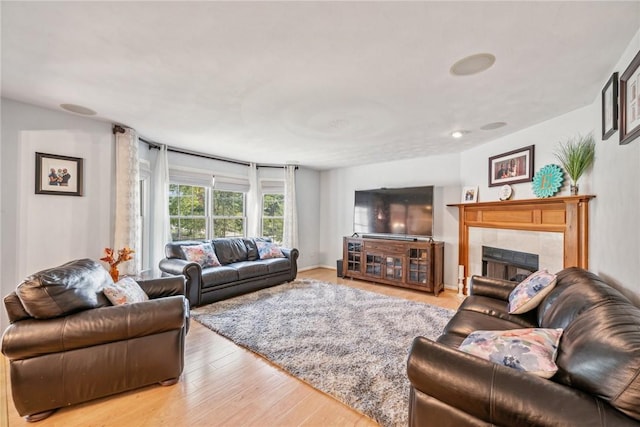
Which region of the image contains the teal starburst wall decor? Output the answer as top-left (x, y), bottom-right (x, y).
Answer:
top-left (532, 164), bottom-right (564, 198)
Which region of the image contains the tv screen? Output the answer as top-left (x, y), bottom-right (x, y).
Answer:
top-left (353, 186), bottom-right (434, 237)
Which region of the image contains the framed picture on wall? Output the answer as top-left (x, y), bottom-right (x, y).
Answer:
top-left (601, 72), bottom-right (618, 140)
top-left (488, 145), bottom-right (534, 187)
top-left (620, 49), bottom-right (640, 145)
top-left (35, 152), bottom-right (83, 196)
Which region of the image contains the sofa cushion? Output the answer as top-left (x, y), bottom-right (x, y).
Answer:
top-left (103, 277), bottom-right (149, 305)
top-left (181, 243), bottom-right (221, 268)
top-left (458, 328), bottom-right (563, 378)
top-left (459, 295), bottom-right (538, 328)
top-left (212, 238), bottom-right (248, 264)
top-left (261, 258), bottom-right (292, 274)
top-left (15, 259), bottom-right (112, 319)
top-left (244, 237), bottom-right (272, 261)
top-left (508, 270), bottom-right (557, 314)
top-left (256, 241), bottom-right (285, 259)
top-left (442, 309), bottom-right (536, 340)
top-left (201, 266), bottom-right (239, 288)
top-left (228, 261), bottom-right (269, 280)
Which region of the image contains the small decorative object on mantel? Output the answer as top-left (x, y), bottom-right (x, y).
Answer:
top-left (100, 247), bottom-right (135, 282)
top-left (554, 133), bottom-right (595, 195)
top-left (532, 164), bottom-right (564, 198)
top-left (498, 184), bottom-right (513, 201)
top-left (461, 186), bottom-right (479, 203)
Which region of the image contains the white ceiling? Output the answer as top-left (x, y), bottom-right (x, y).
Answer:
top-left (2, 1), bottom-right (639, 170)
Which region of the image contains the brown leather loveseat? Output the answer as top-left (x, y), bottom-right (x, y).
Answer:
top-left (407, 267), bottom-right (640, 426)
top-left (2, 259), bottom-right (189, 422)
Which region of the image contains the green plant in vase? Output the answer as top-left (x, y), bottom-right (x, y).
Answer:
top-left (554, 133), bottom-right (595, 195)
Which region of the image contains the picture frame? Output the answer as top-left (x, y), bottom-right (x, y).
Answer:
top-left (488, 145), bottom-right (534, 187)
top-left (35, 152), bottom-right (83, 196)
top-left (461, 185), bottom-right (478, 203)
top-left (601, 72), bottom-right (618, 140)
top-left (620, 49), bottom-right (640, 145)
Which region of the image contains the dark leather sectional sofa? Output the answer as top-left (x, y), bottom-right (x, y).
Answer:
top-left (159, 237), bottom-right (299, 307)
top-left (407, 267), bottom-right (640, 426)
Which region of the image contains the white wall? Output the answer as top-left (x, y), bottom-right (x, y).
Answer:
top-left (590, 28), bottom-right (640, 302)
top-left (1, 98), bottom-right (114, 330)
top-left (319, 154), bottom-right (462, 286)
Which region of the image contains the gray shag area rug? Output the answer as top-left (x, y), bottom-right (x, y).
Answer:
top-left (191, 278), bottom-right (454, 426)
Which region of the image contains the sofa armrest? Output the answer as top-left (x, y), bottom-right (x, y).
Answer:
top-left (407, 336), bottom-right (637, 427)
top-left (138, 275), bottom-right (186, 299)
top-left (2, 296), bottom-right (187, 360)
top-left (469, 275), bottom-right (518, 301)
top-left (159, 258), bottom-right (201, 306)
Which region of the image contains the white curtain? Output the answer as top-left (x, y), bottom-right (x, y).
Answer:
top-left (246, 163), bottom-right (261, 237)
top-left (114, 128), bottom-right (141, 275)
top-left (282, 165), bottom-right (298, 249)
top-left (150, 145), bottom-right (171, 274)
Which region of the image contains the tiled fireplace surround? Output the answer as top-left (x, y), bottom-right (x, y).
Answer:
top-left (451, 195), bottom-right (595, 294)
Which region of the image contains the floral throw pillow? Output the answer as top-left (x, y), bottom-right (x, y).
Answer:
top-left (181, 243), bottom-right (221, 268)
top-left (256, 241), bottom-right (285, 259)
top-left (103, 276), bottom-right (149, 305)
top-left (458, 328), bottom-right (563, 378)
top-left (508, 270), bottom-right (558, 314)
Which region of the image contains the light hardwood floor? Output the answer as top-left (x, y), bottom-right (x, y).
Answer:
top-left (2, 268), bottom-right (461, 427)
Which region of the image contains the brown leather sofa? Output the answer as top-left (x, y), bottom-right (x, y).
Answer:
top-left (159, 237), bottom-right (299, 306)
top-left (1, 259), bottom-right (189, 422)
top-left (407, 267), bottom-right (640, 426)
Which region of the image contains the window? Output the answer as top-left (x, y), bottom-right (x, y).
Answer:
top-left (262, 193), bottom-right (284, 244)
top-left (169, 184), bottom-right (207, 240)
top-left (212, 190), bottom-right (245, 238)
top-left (168, 185), bottom-right (245, 240)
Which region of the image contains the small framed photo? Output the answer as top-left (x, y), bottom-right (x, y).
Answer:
top-left (488, 145), bottom-right (534, 187)
top-left (601, 72), bottom-right (618, 140)
top-left (35, 152), bottom-right (83, 196)
top-left (620, 50), bottom-right (640, 145)
top-left (461, 186), bottom-right (478, 203)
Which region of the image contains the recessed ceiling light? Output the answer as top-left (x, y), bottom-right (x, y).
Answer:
top-left (451, 130), bottom-right (469, 138)
top-left (480, 122), bottom-right (507, 130)
top-left (450, 53), bottom-right (496, 76)
top-left (60, 104), bottom-right (97, 116)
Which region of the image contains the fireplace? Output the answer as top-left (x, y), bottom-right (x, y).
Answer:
top-left (482, 246), bottom-right (538, 282)
top-left (449, 195), bottom-right (594, 294)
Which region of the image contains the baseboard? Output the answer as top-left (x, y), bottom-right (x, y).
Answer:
top-left (298, 265), bottom-right (334, 272)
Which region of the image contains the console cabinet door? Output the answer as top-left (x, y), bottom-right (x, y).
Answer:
top-left (406, 246), bottom-right (432, 288)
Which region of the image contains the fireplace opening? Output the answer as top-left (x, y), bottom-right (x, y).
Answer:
top-left (482, 246), bottom-right (539, 282)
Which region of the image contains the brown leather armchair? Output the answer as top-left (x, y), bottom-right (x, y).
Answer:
top-left (1, 259), bottom-right (189, 422)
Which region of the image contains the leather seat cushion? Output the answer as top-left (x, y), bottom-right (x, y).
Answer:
top-left (229, 261), bottom-right (269, 280)
top-left (15, 259), bottom-right (112, 319)
top-left (260, 258), bottom-right (291, 274)
top-left (201, 267), bottom-right (239, 288)
top-left (441, 309), bottom-right (529, 338)
top-left (459, 295), bottom-right (538, 328)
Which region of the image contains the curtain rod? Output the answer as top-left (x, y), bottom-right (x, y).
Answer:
top-left (114, 125), bottom-right (297, 169)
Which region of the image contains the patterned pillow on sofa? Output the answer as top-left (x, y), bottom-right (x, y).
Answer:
top-left (459, 328), bottom-right (563, 378)
top-left (103, 277), bottom-right (149, 305)
top-left (508, 270), bottom-right (557, 314)
top-left (181, 243), bottom-right (221, 268)
top-left (256, 241), bottom-right (285, 259)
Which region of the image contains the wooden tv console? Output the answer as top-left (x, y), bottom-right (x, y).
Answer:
top-left (342, 236), bottom-right (444, 296)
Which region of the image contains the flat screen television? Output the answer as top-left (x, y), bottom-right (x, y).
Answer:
top-left (353, 185), bottom-right (434, 238)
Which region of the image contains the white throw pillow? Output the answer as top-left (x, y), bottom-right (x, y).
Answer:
top-left (103, 276), bottom-right (149, 305)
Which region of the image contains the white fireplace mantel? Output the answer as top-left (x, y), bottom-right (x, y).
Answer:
top-left (448, 195), bottom-right (595, 294)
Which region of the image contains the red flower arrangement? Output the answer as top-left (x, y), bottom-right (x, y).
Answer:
top-left (100, 247), bottom-right (135, 282)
